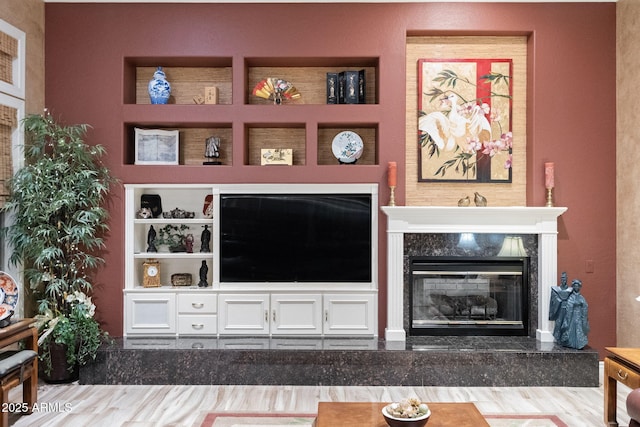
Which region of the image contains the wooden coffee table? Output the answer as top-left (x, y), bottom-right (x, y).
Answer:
top-left (316, 401), bottom-right (489, 427)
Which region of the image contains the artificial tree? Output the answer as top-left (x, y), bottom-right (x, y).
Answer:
top-left (1, 110), bottom-right (116, 380)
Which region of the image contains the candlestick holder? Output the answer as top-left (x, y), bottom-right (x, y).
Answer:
top-left (546, 187), bottom-right (554, 207)
top-left (389, 186), bottom-right (396, 206)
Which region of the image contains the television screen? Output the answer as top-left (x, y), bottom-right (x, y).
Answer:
top-left (219, 194), bottom-right (372, 282)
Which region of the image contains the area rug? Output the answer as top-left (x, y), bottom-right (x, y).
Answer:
top-left (198, 412), bottom-right (568, 427)
top-left (199, 413), bottom-right (316, 427)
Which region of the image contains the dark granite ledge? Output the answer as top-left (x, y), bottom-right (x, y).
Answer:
top-left (80, 336), bottom-right (599, 387)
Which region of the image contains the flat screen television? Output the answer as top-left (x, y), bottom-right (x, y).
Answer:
top-left (219, 193), bottom-right (373, 283)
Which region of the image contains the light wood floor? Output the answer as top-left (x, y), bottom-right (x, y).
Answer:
top-left (5, 365), bottom-right (632, 427)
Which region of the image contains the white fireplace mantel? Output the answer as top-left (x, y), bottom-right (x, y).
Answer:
top-left (381, 206), bottom-right (567, 346)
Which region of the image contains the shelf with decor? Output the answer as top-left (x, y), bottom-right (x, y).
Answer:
top-left (123, 183), bottom-right (379, 337)
top-left (245, 124), bottom-right (305, 166)
top-left (123, 124), bottom-right (233, 166)
top-left (125, 185), bottom-right (215, 290)
top-left (245, 58), bottom-right (378, 105)
top-left (124, 57), bottom-right (233, 105)
top-left (318, 124), bottom-right (378, 166)
top-left (121, 56), bottom-right (380, 169)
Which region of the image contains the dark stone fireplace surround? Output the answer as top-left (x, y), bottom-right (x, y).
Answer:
top-left (80, 205), bottom-right (598, 388)
top-left (403, 233), bottom-right (538, 337)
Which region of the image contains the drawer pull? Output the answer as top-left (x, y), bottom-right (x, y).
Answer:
top-left (192, 323), bottom-right (204, 330)
top-left (617, 369), bottom-right (629, 380)
top-left (192, 302), bottom-right (204, 309)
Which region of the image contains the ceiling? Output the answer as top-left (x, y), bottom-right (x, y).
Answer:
top-left (43, 0), bottom-right (617, 3)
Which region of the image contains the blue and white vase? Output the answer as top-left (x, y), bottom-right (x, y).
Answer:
top-left (148, 67), bottom-right (171, 104)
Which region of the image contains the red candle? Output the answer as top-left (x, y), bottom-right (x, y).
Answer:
top-left (388, 162), bottom-right (397, 187)
top-left (545, 162), bottom-right (554, 189)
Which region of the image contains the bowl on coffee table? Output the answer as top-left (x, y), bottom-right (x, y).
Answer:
top-left (382, 400), bottom-right (431, 427)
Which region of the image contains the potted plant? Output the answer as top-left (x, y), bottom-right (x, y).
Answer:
top-left (156, 223), bottom-right (190, 252)
top-left (1, 110), bottom-right (116, 382)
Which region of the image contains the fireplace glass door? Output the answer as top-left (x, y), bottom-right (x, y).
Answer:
top-left (410, 257), bottom-right (529, 336)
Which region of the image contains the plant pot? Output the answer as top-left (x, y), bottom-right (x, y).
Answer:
top-left (40, 342), bottom-right (79, 384)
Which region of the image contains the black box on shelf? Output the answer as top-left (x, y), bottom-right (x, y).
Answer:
top-left (357, 69), bottom-right (366, 104)
top-left (326, 73), bottom-right (338, 104)
top-left (338, 70), bottom-right (366, 104)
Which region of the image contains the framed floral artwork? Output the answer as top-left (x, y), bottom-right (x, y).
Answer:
top-left (418, 58), bottom-right (513, 182)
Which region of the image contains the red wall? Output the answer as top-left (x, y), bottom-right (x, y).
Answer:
top-left (44, 3), bottom-right (616, 357)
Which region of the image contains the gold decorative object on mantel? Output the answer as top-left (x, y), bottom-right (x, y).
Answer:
top-left (474, 192), bottom-right (487, 207)
top-left (457, 195), bottom-right (470, 207)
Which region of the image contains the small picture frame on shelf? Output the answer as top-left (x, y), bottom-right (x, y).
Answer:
top-left (260, 148), bottom-right (292, 165)
top-left (134, 128), bottom-right (179, 165)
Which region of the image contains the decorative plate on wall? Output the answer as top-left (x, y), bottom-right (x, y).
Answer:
top-left (0, 272), bottom-right (18, 322)
top-left (332, 130), bottom-right (363, 164)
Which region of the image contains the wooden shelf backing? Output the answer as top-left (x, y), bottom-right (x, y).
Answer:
top-left (317, 126), bottom-right (377, 166)
top-left (136, 66), bottom-right (232, 105)
top-left (246, 126), bottom-right (306, 166)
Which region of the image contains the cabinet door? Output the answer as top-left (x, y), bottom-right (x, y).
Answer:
top-left (125, 292), bottom-right (176, 335)
top-left (270, 294), bottom-right (322, 335)
top-left (323, 294), bottom-right (376, 336)
top-left (218, 294), bottom-right (269, 335)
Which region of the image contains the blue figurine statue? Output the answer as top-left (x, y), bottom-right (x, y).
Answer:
top-left (549, 272), bottom-right (571, 341)
top-left (550, 275), bottom-right (590, 349)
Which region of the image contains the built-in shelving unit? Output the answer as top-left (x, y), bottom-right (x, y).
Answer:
top-left (123, 183), bottom-right (378, 338)
top-left (122, 57), bottom-right (380, 167)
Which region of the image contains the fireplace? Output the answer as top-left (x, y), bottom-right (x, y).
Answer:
top-left (410, 256), bottom-right (529, 336)
top-left (381, 206), bottom-right (567, 346)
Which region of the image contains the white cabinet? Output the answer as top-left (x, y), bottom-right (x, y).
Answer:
top-left (218, 294), bottom-right (269, 335)
top-left (218, 294), bottom-right (323, 335)
top-left (177, 293), bottom-right (218, 335)
top-left (124, 184), bottom-right (216, 337)
top-left (271, 294), bottom-right (322, 335)
top-left (323, 294), bottom-right (376, 335)
top-left (125, 292), bottom-right (176, 335)
top-left (123, 183), bottom-right (378, 338)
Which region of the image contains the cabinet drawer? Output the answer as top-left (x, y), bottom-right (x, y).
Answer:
top-left (607, 358), bottom-right (640, 389)
top-left (177, 314), bottom-right (217, 335)
top-left (178, 294), bottom-right (217, 314)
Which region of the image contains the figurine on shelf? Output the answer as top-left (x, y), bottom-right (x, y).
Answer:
top-left (198, 260), bottom-right (209, 288)
top-left (147, 225), bottom-right (157, 253)
top-left (185, 233), bottom-right (194, 253)
top-left (200, 225), bottom-right (211, 252)
top-left (203, 136), bottom-right (222, 165)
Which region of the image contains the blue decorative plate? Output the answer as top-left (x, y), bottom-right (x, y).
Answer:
top-left (332, 131), bottom-right (364, 164)
top-left (0, 272), bottom-right (18, 321)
